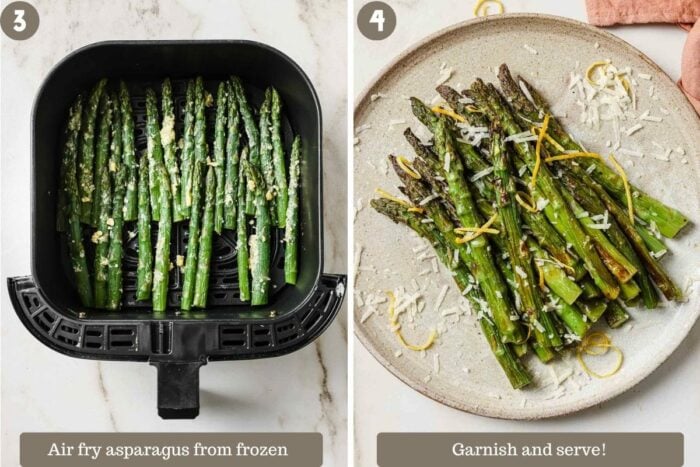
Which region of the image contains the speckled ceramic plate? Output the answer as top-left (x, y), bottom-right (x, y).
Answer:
top-left (353, 13), bottom-right (700, 419)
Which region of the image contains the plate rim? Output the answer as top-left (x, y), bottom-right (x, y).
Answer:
top-left (353, 12), bottom-right (700, 420)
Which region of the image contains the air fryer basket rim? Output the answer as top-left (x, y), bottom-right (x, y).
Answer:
top-left (30, 39), bottom-right (326, 316)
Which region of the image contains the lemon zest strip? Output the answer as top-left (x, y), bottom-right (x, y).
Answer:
top-left (454, 213), bottom-right (500, 243)
top-left (407, 206), bottom-right (425, 214)
top-left (577, 331), bottom-right (624, 378)
top-left (386, 291), bottom-right (437, 351)
top-left (515, 191), bottom-right (538, 213)
top-left (473, 0), bottom-right (504, 17)
top-left (531, 127), bottom-right (566, 153)
top-left (397, 155), bottom-right (422, 179)
top-left (431, 105), bottom-right (466, 123)
top-left (375, 188), bottom-right (409, 207)
top-left (544, 152), bottom-right (602, 163)
top-left (537, 264), bottom-right (545, 289)
top-left (585, 61), bottom-right (610, 86)
top-left (608, 154), bottom-right (634, 223)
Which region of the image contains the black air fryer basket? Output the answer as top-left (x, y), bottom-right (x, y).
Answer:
top-left (7, 41), bottom-right (346, 419)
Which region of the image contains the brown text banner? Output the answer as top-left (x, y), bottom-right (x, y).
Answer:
top-left (20, 432), bottom-right (322, 467)
top-left (378, 432), bottom-right (683, 467)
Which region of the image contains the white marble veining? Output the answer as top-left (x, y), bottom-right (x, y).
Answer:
top-left (353, 1), bottom-right (700, 466)
top-left (1, 1), bottom-right (347, 466)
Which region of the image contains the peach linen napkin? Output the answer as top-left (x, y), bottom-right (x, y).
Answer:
top-left (585, 0), bottom-right (700, 113)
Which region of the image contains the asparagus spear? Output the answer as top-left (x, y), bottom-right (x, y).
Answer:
top-left (259, 88), bottom-right (278, 225)
top-left (407, 103), bottom-right (583, 278)
top-left (232, 76), bottom-right (260, 215)
top-left (247, 162), bottom-right (272, 305)
top-left (561, 170), bottom-right (682, 301)
top-left (145, 88), bottom-right (164, 221)
top-left (152, 165), bottom-right (172, 312)
top-left (106, 95), bottom-right (125, 310)
top-left (552, 299), bottom-right (590, 338)
top-left (271, 88), bottom-right (289, 228)
top-left (193, 166), bottom-right (216, 308)
top-left (606, 300), bottom-right (631, 329)
top-left (213, 82), bottom-right (228, 234)
top-left (181, 162), bottom-right (204, 310)
top-left (579, 298), bottom-right (608, 323)
top-left (180, 79), bottom-right (196, 213)
top-left (161, 78), bottom-right (184, 222)
top-left (501, 67), bottom-right (688, 238)
top-left (237, 147), bottom-right (251, 301)
top-left (412, 150), bottom-right (582, 313)
top-left (489, 126), bottom-right (561, 349)
top-left (119, 82), bottom-right (138, 222)
top-left (393, 150), bottom-right (525, 344)
top-left (63, 96), bottom-right (93, 307)
top-left (284, 136), bottom-right (301, 285)
top-left (193, 77), bottom-right (208, 167)
top-left (636, 225), bottom-right (668, 256)
top-left (223, 81), bottom-right (241, 230)
top-left (432, 118), bottom-right (527, 343)
top-left (470, 79), bottom-right (620, 300)
top-left (371, 198), bottom-right (532, 388)
top-left (559, 187), bottom-right (637, 283)
top-left (78, 78), bottom-right (107, 225)
top-left (91, 93), bottom-right (113, 226)
top-left (136, 152), bottom-right (153, 301)
top-left (93, 139), bottom-right (113, 308)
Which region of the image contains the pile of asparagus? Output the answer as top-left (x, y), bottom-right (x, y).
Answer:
top-left (57, 77), bottom-right (301, 312)
top-left (371, 64), bottom-right (688, 389)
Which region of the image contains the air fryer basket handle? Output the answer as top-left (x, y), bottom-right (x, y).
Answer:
top-left (151, 360), bottom-right (204, 420)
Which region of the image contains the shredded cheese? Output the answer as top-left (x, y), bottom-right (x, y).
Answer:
top-left (608, 154), bottom-right (634, 222)
top-left (577, 332), bottom-right (624, 378)
top-left (397, 156), bottom-right (421, 179)
top-left (473, 0), bottom-right (504, 16)
top-left (375, 188), bottom-right (409, 207)
top-left (530, 114), bottom-right (550, 188)
top-left (387, 292), bottom-right (436, 351)
top-left (431, 105), bottom-right (466, 123)
top-left (407, 206), bottom-right (425, 213)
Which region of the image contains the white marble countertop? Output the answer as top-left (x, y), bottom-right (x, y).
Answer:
top-left (353, 1), bottom-right (700, 466)
top-left (0, 1), bottom-right (347, 466)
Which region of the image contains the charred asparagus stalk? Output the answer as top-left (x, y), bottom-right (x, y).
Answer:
top-left (371, 197), bottom-right (532, 389)
top-left (500, 66), bottom-right (688, 238)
